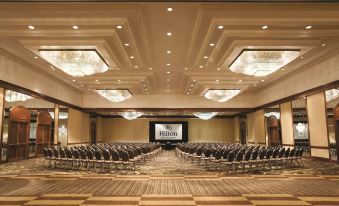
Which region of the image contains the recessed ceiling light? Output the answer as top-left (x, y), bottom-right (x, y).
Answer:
top-left (217, 68), bottom-right (221, 71)
top-left (209, 43), bottom-right (215, 46)
top-left (72, 25), bottom-right (79, 30)
top-left (148, 67), bottom-right (152, 70)
top-left (253, 85), bottom-right (257, 87)
top-left (261, 25), bottom-right (268, 30)
top-left (189, 88), bottom-right (192, 90)
top-left (166, 32), bottom-right (172, 36)
top-left (216, 79), bottom-right (219, 82)
top-left (261, 79), bottom-right (265, 82)
top-left (50, 66), bottom-right (55, 70)
top-left (321, 43), bottom-right (326, 47)
top-left (118, 79), bottom-right (121, 82)
top-left (166, 63), bottom-right (171, 66)
top-left (147, 92), bottom-right (150, 94)
top-left (167, 79), bottom-right (170, 81)
top-left (282, 68), bottom-right (286, 71)
top-left (190, 84), bottom-right (194, 87)
top-left (130, 56), bottom-right (135, 59)
top-left (217, 25), bottom-right (224, 30)
top-left (72, 79), bottom-right (76, 82)
top-left (143, 84), bottom-right (147, 87)
top-left (203, 56), bottom-right (208, 59)
top-left (300, 56), bottom-right (304, 59)
top-left (187, 92), bottom-right (190, 95)
top-left (166, 71), bottom-right (171, 74)
top-left (145, 88), bottom-right (148, 91)
top-left (124, 43), bottom-right (130, 47)
top-left (166, 50), bottom-right (172, 54)
top-left (193, 79), bottom-right (197, 81)
top-left (134, 65), bottom-right (139, 68)
top-left (199, 65), bottom-right (203, 68)
top-left (184, 67), bottom-right (188, 70)
top-left (116, 25), bottom-right (123, 29)
top-left (95, 79), bottom-right (99, 82)
top-left (80, 84), bottom-right (84, 87)
top-left (305, 25), bottom-right (312, 30)
top-left (34, 56), bottom-right (38, 59)
top-left (238, 79), bottom-right (242, 82)
top-left (167, 7), bottom-right (173, 12)
top-left (28, 25), bottom-right (35, 30)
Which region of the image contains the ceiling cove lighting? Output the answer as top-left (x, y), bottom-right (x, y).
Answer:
top-left (194, 112), bottom-right (218, 120)
top-left (95, 89), bottom-right (132, 102)
top-left (229, 49), bottom-right (300, 77)
top-left (5, 90), bottom-right (33, 102)
top-left (120, 112), bottom-right (143, 120)
top-left (204, 89), bottom-right (240, 102)
top-left (39, 49), bottom-right (109, 77)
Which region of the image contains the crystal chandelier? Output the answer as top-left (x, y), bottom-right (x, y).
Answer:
top-left (229, 49), bottom-right (300, 77)
top-left (325, 89), bottom-right (339, 102)
top-left (204, 89), bottom-right (240, 102)
top-left (5, 90), bottom-right (33, 102)
top-left (264, 112), bottom-right (280, 119)
top-left (120, 112), bottom-right (143, 120)
top-left (39, 49), bottom-right (109, 77)
top-left (96, 89), bottom-right (132, 102)
top-left (194, 112), bottom-right (218, 120)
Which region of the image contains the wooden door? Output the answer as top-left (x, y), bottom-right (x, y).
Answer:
top-left (90, 121), bottom-right (97, 145)
top-left (334, 104), bottom-right (339, 163)
top-left (240, 121), bottom-right (247, 145)
top-left (36, 111), bottom-right (52, 156)
top-left (267, 116), bottom-right (280, 146)
top-left (7, 106), bottom-right (30, 161)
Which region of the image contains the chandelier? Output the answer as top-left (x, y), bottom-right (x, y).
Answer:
top-left (39, 49), bottom-right (109, 77)
top-left (264, 112), bottom-right (280, 119)
top-left (229, 49), bottom-right (300, 77)
top-left (194, 112), bottom-right (218, 120)
top-left (5, 90), bottom-right (33, 102)
top-left (120, 112), bottom-right (143, 120)
top-left (204, 89), bottom-right (240, 102)
top-left (325, 89), bottom-right (339, 102)
top-left (96, 89), bottom-right (132, 102)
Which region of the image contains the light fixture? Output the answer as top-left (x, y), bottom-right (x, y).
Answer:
top-left (167, 7), bottom-right (173, 12)
top-left (134, 65), bottom-right (139, 68)
top-left (166, 63), bottom-right (171, 66)
top-left (216, 68), bottom-right (221, 71)
top-left (204, 89), bottom-right (241, 102)
top-left (5, 90), bottom-right (33, 102)
top-left (321, 43), bottom-right (326, 47)
top-left (229, 49), bottom-right (300, 77)
top-left (264, 112), bottom-right (280, 119)
top-left (199, 65), bottom-right (203, 68)
top-left (39, 49), bottom-right (109, 77)
top-left (95, 89), bottom-right (132, 102)
top-left (296, 123), bottom-right (306, 133)
top-left (203, 56), bottom-right (208, 59)
top-left (166, 50), bottom-right (172, 54)
top-left (261, 79), bottom-right (265, 82)
top-left (167, 71), bottom-right (171, 74)
top-left (28, 25), bottom-right (35, 30)
top-left (120, 112), bottom-right (143, 120)
top-left (124, 43), bottom-right (130, 47)
top-left (261, 25), bottom-right (268, 30)
top-left (117, 79), bottom-right (121, 82)
top-left (216, 79), bottom-right (219, 82)
top-left (325, 89), bottom-right (339, 102)
top-left (72, 25), bottom-right (79, 30)
top-left (95, 79), bottom-right (99, 82)
top-left (238, 79), bottom-right (242, 82)
top-left (305, 25), bottom-right (312, 30)
top-left (34, 56), bottom-right (38, 59)
top-left (217, 25), bottom-right (224, 30)
top-left (80, 84), bottom-right (84, 87)
top-left (184, 67), bottom-right (188, 70)
top-left (166, 32), bottom-right (172, 36)
top-left (167, 79), bottom-right (170, 81)
top-left (148, 67), bottom-right (153, 70)
top-left (194, 112), bottom-right (218, 120)
top-left (209, 43), bottom-right (215, 46)
top-left (130, 56), bottom-right (135, 59)
top-left (72, 79), bottom-right (76, 82)
top-left (116, 25), bottom-right (123, 29)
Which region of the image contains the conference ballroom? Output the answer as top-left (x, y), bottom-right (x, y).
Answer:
top-left (0, 0), bottom-right (338, 205)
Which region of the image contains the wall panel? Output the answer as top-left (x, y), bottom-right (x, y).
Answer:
top-left (68, 108), bottom-right (89, 144)
top-left (280, 102), bottom-right (294, 146)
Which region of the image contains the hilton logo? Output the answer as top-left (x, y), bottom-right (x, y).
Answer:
top-left (160, 125), bottom-right (177, 137)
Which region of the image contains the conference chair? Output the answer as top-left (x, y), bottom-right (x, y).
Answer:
top-left (242, 149), bottom-right (252, 172)
top-left (102, 149), bottom-right (112, 172)
top-left (71, 149), bottom-right (81, 170)
top-left (111, 149), bottom-right (122, 170)
top-left (42, 148), bottom-right (50, 167)
top-left (94, 150), bottom-right (103, 172)
top-left (234, 150), bottom-right (244, 173)
top-left (224, 150), bottom-right (235, 173)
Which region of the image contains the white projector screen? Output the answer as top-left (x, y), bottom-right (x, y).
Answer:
top-left (155, 123), bottom-right (183, 140)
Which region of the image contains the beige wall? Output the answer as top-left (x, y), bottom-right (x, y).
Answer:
top-left (280, 102), bottom-right (294, 146)
top-left (307, 92), bottom-right (330, 158)
top-left (247, 110), bottom-right (266, 145)
top-left (0, 88), bottom-right (4, 144)
top-left (233, 117), bottom-right (240, 142)
top-left (102, 118), bottom-right (234, 143)
top-left (68, 108), bottom-right (90, 144)
top-left (96, 117), bottom-right (104, 142)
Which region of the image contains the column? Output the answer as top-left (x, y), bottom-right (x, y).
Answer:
top-left (280, 102), bottom-right (294, 147)
top-left (307, 92), bottom-right (330, 159)
top-left (53, 104), bottom-right (59, 145)
top-left (0, 88), bottom-right (4, 161)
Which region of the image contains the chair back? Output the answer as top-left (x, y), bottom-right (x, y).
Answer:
top-left (196, 147), bottom-right (203, 156)
top-left (251, 150), bottom-right (259, 160)
top-left (278, 147), bottom-right (285, 158)
top-left (111, 149), bottom-right (120, 161)
top-left (94, 150), bottom-right (102, 160)
top-left (215, 150), bottom-right (223, 160)
top-left (52, 148), bottom-right (59, 158)
top-left (244, 150), bottom-right (251, 161)
top-left (223, 149), bottom-right (230, 159)
top-left (47, 148), bottom-right (54, 158)
top-left (102, 149), bottom-right (111, 160)
top-left (42, 148), bottom-right (49, 157)
top-left (65, 148), bottom-right (73, 159)
top-left (72, 149), bottom-right (80, 159)
top-left (86, 149), bottom-right (94, 160)
top-left (79, 149), bottom-right (87, 160)
top-left (284, 148), bottom-right (290, 158)
top-left (119, 151), bottom-right (129, 162)
top-left (227, 150), bottom-right (235, 162)
top-left (236, 151), bottom-right (244, 162)
top-left (289, 148), bottom-right (296, 157)
top-left (259, 149), bottom-right (266, 160)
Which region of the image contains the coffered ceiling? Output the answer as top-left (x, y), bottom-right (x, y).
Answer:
top-left (0, 2), bottom-right (339, 108)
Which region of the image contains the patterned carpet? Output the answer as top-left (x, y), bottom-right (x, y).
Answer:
top-left (0, 151), bottom-right (338, 205)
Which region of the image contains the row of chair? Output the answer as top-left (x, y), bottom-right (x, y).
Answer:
top-left (43, 142), bottom-right (162, 172)
top-left (176, 143), bottom-right (304, 173)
